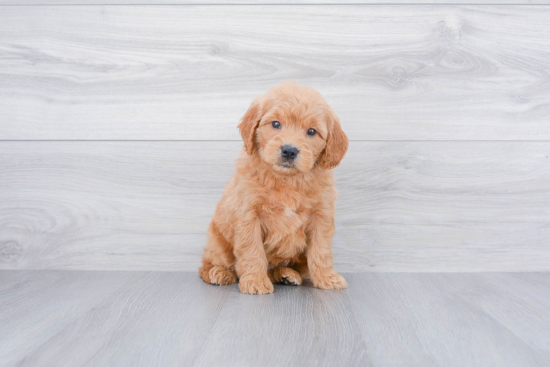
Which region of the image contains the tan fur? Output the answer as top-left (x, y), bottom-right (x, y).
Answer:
top-left (199, 82), bottom-right (348, 295)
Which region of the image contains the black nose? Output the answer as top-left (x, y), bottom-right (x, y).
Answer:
top-left (281, 145), bottom-right (299, 160)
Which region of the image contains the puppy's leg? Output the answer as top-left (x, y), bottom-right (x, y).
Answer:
top-left (268, 267), bottom-right (302, 286)
top-left (199, 222), bottom-right (237, 285)
top-left (306, 211), bottom-right (347, 290)
top-left (235, 214), bottom-right (274, 295)
top-left (290, 253), bottom-right (310, 280)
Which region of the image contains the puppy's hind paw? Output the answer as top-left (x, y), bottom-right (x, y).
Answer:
top-left (239, 275), bottom-right (274, 295)
top-left (270, 267), bottom-right (302, 286)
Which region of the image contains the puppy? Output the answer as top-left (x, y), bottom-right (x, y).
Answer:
top-left (199, 82), bottom-right (348, 295)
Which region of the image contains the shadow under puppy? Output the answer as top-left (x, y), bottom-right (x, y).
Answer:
top-left (199, 82), bottom-right (348, 295)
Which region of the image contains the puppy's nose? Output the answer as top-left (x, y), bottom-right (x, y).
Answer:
top-left (281, 145), bottom-right (299, 160)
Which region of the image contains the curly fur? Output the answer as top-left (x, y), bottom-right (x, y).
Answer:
top-left (199, 82), bottom-right (348, 295)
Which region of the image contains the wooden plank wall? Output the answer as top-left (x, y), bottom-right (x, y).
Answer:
top-left (1, 3), bottom-right (549, 271)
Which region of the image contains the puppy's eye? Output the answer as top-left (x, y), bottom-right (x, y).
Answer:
top-left (307, 128), bottom-right (317, 136)
top-left (272, 121), bottom-right (281, 129)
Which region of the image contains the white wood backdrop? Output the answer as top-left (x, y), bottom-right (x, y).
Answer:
top-left (1, 141), bottom-right (549, 271)
top-left (1, 1), bottom-right (549, 4)
top-left (0, 3), bottom-right (549, 271)
top-left (1, 6), bottom-right (550, 140)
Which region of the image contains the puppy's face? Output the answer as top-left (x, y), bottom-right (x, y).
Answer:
top-left (255, 103), bottom-right (328, 174)
top-left (238, 82), bottom-right (348, 174)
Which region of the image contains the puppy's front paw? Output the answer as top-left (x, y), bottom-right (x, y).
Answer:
top-left (312, 270), bottom-right (348, 290)
top-left (270, 267), bottom-right (302, 285)
top-left (239, 275), bottom-right (274, 295)
top-left (209, 266), bottom-right (237, 285)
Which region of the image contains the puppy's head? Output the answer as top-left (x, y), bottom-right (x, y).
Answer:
top-left (238, 82), bottom-right (348, 174)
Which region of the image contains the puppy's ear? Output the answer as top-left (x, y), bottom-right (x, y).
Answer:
top-left (238, 97), bottom-right (263, 155)
top-left (319, 108), bottom-right (348, 169)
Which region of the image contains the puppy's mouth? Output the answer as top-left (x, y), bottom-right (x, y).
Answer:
top-left (275, 161), bottom-right (297, 171)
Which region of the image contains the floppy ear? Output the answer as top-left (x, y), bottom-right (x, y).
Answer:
top-left (237, 97), bottom-right (263, 155)
top-left (319, 109), bottom-right (348, 169)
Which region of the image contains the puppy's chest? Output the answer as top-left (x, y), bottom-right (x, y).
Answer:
top-left (258, 195), bottom-right (312, 246)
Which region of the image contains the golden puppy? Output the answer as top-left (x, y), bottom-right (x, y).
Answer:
top-left (199, 82), bottom-right (348, 295)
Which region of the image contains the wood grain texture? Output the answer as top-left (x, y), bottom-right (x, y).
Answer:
top-left (1, 141), bottom-right (549, 271)
top-left (194, 281), bottom-right (370, 367)
top-left (346, 272), bottom-right (550, 367)
top-left (0, 270), bottom-right (138, 367)
top-left (2, 1), bottom-right (549, 5)
top-left (4, 272), bottom-right (232, 367)
top-left (1, 6), bottom-right (550, 140)
top-left (1, 271), bottom-right (549, 367)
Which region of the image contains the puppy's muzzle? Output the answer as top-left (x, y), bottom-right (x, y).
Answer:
top-left (281, 145), bottom-right (299, 161)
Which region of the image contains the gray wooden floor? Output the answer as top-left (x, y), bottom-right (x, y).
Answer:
top-left (1, 271), bottom-right (549, 367)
